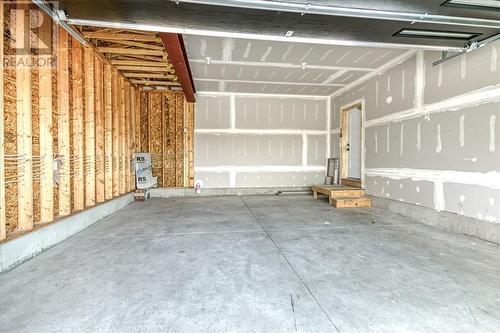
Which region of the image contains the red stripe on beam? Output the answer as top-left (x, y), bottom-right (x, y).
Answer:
top-left (159, 33), bottom-right (196, 102)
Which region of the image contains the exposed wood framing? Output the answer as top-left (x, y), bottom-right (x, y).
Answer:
top-left (131, 80), bottom-right (181, 86)
top-left (84, 47), bottom-right (96, 206)
top-left (135, 88), bottom-right (141, 152)
top-left (124, 81), bottom-right (131, 191)
top-left (112, 60), bottom-right (171, 68)
top-left (78, 27), bottom-right (179, 88)
top-left (111, 70), bottom-right (119, 197)
top-left (130, 85), bottom-right (137, 190)
top-left (98, 47), bottom-right (165, 56)
top-left (57, 28), bottom-right (71, 216)
top-left (83, 31), bottom-right (160, 42)
top-left (38, 13), bottom-right (53, 223)
top-left (16, 3), bottom-right (33, 230)
top-left (123, 73), bottom-right (175, 79)
top-left (115, 66), bottom-right (173, 73)
top-left (0, 8), bottom-right (142, 242)
top-left (119, 76), bottom-right (126, 194)
top-left (95, 57), bottom-right (105, 203)
top-left (140, 91), bottom-right (194, 188)
top-left (104, 64), bottom-right (113, 200)
top-left (71, 39), bottom-right (84, 211)
top-left (185, 102), bottom-right (195, 187)
top-left (0, 2), bottom-right (5, 239)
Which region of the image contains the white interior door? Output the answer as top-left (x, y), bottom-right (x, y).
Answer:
top-left (347, 108), bottom-right (362, 179)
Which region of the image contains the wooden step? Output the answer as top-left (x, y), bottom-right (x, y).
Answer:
top-left (331, 196), bottom-right (372, 208)
top-left (341, 178), bottom-right (362, 188)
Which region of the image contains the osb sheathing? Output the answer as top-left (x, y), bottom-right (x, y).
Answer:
top-left (4, 2), bottom-right (17, 232)
top-left (140, 92), bottom-right (149, 152)
top-left (163, 92), bottom-right (175, 187)
top-left (68, 36), bottom-right (74, 212)
top-left (51, 22), bottom-right (58, 217)
top-left (140, 91), bottom-right (193, 188)
top-left (149, 92), bottom-right (163, 187)
top-left (175, 93), bottom-right (184, 187)
top-left (30, 6), bottom-right (40, 222)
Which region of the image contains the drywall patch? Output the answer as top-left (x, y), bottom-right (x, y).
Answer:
top-left (436, 124), bottom-right (442, 153)
top-left (444, 182), bottom-right (500, 223)
top-left (490, 115), bottom-right (496, 152)
top-left (459, 115), bottom-right (465, 147)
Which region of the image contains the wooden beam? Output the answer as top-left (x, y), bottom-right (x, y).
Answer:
top-left (0, 3), bottom-right (5, 239)
top-left (57, 28), bottom-right (71, 216)
top-left (84, 47), bottom-right (96, 206)
top-left (38, 12), bottom-right (54, 223)
top-left (95, 57), bottom-right (105, 203)
top-left (104, 64), bottom-right (113, 200)
top-left (111, 70), bottom-right (119, 197)
top-left (130, 86), bottom-right (137, 190)
top-left (159, 33), bottom-right (196, 102)
top-left (131, 80), bottom-right (181, 86)
top-left (115, 66), bottom-right (172, 72)
top-left (111, 60), bottom-right (171, 68)
top-left (16, 3), bottom-right (33, 230)
top-left (135, 88), bottom-right (141, 152)
top-left (97, 39), bottom-right (164, 51)
top-left (72, 39), bottom-right (84, 211)
top-left (124, 81), bottom-right (131, 192)
top-left (119, 76), bottom-right (126, 194)
top-left (123, 72), bottom-right (175, 79)
top-left (83, 32), bottom-right (160, 42)
top-left (98, 47), bottom-right (165, 56)
top-left (116, 54), bottom-right (168, 63)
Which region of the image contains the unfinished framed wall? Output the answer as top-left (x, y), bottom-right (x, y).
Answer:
top-left (0, 3), bottom-right (139, 242)
top-left (139, 90), bottom-right (194, 188)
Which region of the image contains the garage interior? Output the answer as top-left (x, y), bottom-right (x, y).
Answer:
top-left (0, 1), bottom-right (499, 332)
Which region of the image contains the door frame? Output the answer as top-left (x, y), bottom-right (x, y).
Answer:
top-left (340, 99), bottom-right (365, 187)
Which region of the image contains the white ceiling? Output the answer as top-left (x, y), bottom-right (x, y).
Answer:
top-left (184, 35), bottom-right (408, 96)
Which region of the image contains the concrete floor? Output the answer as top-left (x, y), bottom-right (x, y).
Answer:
top-left (1, 195), bottom-right (499, 333)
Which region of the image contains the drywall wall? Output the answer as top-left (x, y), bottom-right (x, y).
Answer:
top-left (330, 41), bottom-right (500, 230)
top-left (194, 93), bottom-right (328, 188)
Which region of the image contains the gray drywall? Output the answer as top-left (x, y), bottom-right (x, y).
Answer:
top-left (234, 96), bottom-right (326, 130)
top-left (195, 94), bottom-right (328, 188)
top-left (331, 41), bottom-right (500, 226)
top-left (424, 44), bottom-right (500, 104)
top-left (364, 102), bottom-right (500, 172)
top-left (332, 54), bottom-right (417, 124)
top-left (235, 172), bottom-right (325, 187)
top-left (195, 95), bottom-right (232, 129)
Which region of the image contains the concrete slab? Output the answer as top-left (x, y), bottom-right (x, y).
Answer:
top-left (1, 196), bottom-right (499, 333)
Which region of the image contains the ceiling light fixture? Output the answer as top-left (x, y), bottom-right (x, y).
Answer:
top-left (442, 0), bottom-right (500, 10)
top-left (394, 28), bottom-right (480, 40)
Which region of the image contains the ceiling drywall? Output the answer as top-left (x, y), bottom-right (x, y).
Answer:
top-left (184, 35), bottom-right (408, 96)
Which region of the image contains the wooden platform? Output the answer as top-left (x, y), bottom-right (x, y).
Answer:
top-left (341, 177), bottom-right (362, 188)
top-left (312, 184), bottom-right (372, 208)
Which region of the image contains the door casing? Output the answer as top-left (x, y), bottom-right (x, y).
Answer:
top-left (340, 100), bottom-right (365, 187)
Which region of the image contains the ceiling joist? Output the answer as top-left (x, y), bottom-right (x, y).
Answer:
top-left (77, 26), bottom-right (181, 88)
